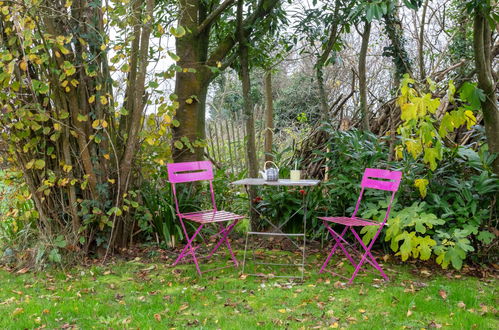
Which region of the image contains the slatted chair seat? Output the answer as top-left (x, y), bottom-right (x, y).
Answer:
top-left (180, 210), bottom-right (245, 223)
top-left (319, 216), bottom-right (381, 227)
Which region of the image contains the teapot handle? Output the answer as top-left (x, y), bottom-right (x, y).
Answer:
top-left (264, 161), bottom-right (279, 171)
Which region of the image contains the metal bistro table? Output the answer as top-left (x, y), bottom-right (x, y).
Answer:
top-left (231, 178), bottom-right (320, 279)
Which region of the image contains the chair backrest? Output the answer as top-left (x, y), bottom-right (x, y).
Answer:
top-left (352, 168), bottom-right (402, 223)
top-left (167, 161), bottom-right (214, 183)
top-left (167, 161), bottom-right (216, 214)
top-left (361, 168), bottom-right (402, 192)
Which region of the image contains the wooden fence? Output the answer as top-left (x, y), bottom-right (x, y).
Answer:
top-left (205, 107), bottom-right (266, 174)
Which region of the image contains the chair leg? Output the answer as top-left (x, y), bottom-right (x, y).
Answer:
top-left (348, 227), bottom-right (388, 284)
top-left (174, 222), bottom-right (204, 276)
top-left (207, 220), bottom-right (239, 267)
top-left (326, 224), bottom-right (358, 268)
top-left (319, 224), bottom-right (348, 273)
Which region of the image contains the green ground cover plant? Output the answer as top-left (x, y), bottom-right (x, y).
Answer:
top-left (0, 250), bottom-right (497, 329)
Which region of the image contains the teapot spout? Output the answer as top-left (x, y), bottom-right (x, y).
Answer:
top-left (259, 171), bottom-right (266, 180)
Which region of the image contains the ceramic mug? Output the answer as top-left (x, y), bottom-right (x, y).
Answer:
top-left (290, 170), bottom-right (301, 181)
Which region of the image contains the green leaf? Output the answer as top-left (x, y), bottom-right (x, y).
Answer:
top-left (174, 140), bottom-right (183, 149)
top-left (394, 231), bottom-right (413, 261)
top-left (170, 25), bottom-right (186, 38)
top-left (414, 235), bottom-right (436, 260)
top-left (459, 82), bottom-right (485, 109)
top-left (167, 51), bottom-right (180, 62)
top-left (476, 230), bottom-right (495, 244)
top-left (34, 159), bottom-right (46, 170)
top-left (423, 148), bottom-right (439, 171)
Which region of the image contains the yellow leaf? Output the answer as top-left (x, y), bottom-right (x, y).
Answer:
top-left (54, 123), bottom-right (62, 131)
top-left (63, 164), bottom-right (73, 173)
top-left (185, 98), bottom-right (193, 104)
top-left (96, 84), bottom-right (102, 91)
top-left (395, 145), bottom-right (403, 160)
top-left (400, 103), bottom-right (417, 121)
top-left (92, 120), bottom-right (100, 129)
top-left (278, 309), bottom-right (286, 313)
top-left (100, 44), bottom-right (106, 51)
top-left (101, 120), bottom-right (108, 128)
top-left (414, 179), bottom-right (429, 198)
top-left (19, 60), bottom-right (27, 71)
top-left (405, 140), bottom-right (422, 158)
top-left (164, 114), bottom-right (172, 124)
top-left (103, 154), bottom-right (110, 160)
top-left (464, 110), bottom-right (476, 129)
top-left (59, 46), bottom-right (71, 55)
top-left (100, 96), bottom-right (108, 105)
top-left (108, 178), bottom-right (115, 184)
top-left (88, 95), bottom-right (95, 104)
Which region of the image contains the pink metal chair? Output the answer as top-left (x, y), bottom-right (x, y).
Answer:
top-left (319, 168), bottom-right (402, 284)
top-left (167, 161), bottom-right (244, 276)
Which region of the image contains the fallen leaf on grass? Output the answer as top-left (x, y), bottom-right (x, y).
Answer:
top-left (16, 268), bottom-right (29, 274)
top-left (179, 303), bottom-right (189, 311)
top-left (346, 316), bottom-right (357, 323)
top-left (457, 301), bottom-right (466, 309)
top-left (406, 310), bottom-right (413, 317)
top-left (12, 308), bottom-right (24, 316)
top-left (438, 290), bottom-right (447, 300)
top-left (154, 313), bottom-right (161, 322)
top-left (428, 321), bottom-right (442, 328)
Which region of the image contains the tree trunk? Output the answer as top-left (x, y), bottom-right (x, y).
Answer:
top-left (264, 71), bottom-right (274, 161)
top-left (316, 67), bottom-right (329, 115)
top-left (359, 21), bottom-right (371, 131)
top-left (418, 0), bottom-right (429, 81)
top-left (238, 0), bottom-right (259, 227)
top-left (473, 10), bottom-right (499, 175)
top-left (383, 2), bottom-right (413, 83)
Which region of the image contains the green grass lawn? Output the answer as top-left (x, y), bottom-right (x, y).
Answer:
top-left (0, 248), bottom-right (497, 329)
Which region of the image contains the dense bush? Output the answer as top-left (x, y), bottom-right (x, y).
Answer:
top-left (255, 127), bottom-right (498, 269)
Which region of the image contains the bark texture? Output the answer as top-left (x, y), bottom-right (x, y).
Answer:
top-left (473, 10), bottom-right (499, 175)
top-left (359, 21), bottom-right (371, 131)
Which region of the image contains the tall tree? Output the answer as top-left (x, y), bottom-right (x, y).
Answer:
top-left (358, 21), bottom-right (371, 130)
top-left (263, 71), bottom-right (274, 161)
top-left (237, 0), bottom-right (259, 225)
top-left (172, 0), bottom-right (282, 162)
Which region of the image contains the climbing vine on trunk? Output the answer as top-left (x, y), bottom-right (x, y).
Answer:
top-left (0, 0), bottom-right (173, 255)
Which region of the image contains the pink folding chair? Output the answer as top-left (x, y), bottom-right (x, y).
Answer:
top-left (167, 161), bottom-right (244, 276)
top-left (319, 168), bottom-right (402, 284)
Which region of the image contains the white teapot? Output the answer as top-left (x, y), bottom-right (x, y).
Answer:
top-left (259, 161), bottom-right (279, 181)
